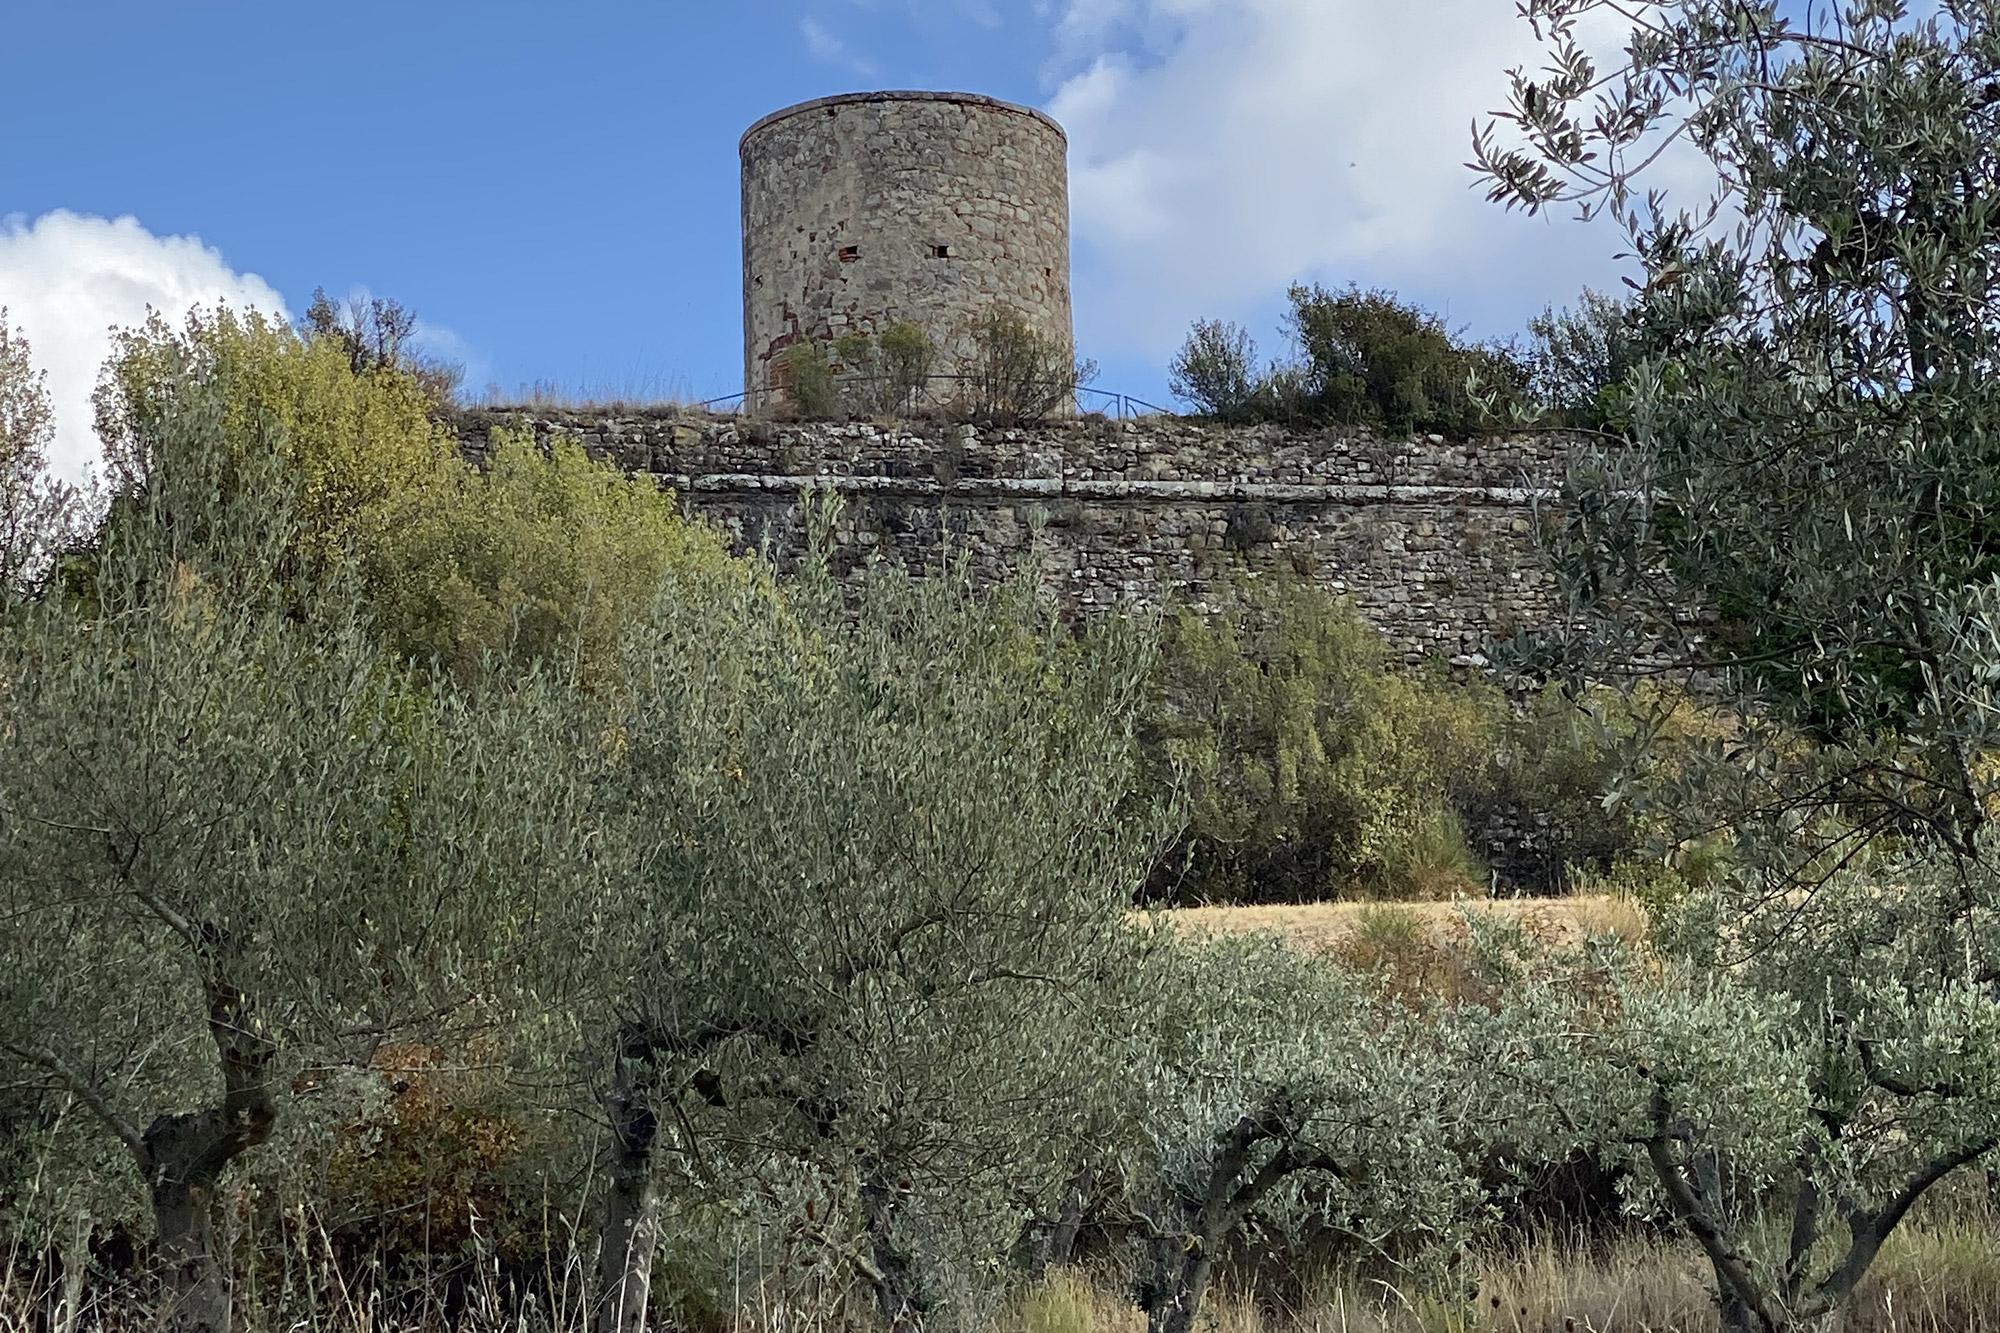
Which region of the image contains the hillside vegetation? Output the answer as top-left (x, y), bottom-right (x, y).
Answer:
top-left (12, 3), bottom-right (2000, 1333)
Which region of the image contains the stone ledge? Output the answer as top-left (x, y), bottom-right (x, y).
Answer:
top-left (672, 474), bottom-right (1551, 506)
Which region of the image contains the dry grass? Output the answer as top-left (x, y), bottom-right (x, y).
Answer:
top-left (1007, 1270), bottom-right (1145, 1333)
top-left (998, 1216), bottom-right (2000, 1333)
top-left (1159, 896), bottom-right (1647, 958)
top-left (8, 1216), bottom-right (2000, 1333)
top-left (1846, 1210), bottom-right (2000, 1332)
top-left (468, 374), bottom-right (704, 413)
top-left (1154, 896), bottom-right (1646, 1003)
top-left (1466, 1234), bottom-right (1716, 1332)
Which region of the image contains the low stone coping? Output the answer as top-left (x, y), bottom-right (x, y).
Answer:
top-left (740, 90), bottom-right (1066, 148)
top-left (670, 474), bottom-right (1550, 505)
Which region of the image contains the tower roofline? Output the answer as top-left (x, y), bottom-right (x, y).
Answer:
top-left (740, 91), bottom-right (1066, 153)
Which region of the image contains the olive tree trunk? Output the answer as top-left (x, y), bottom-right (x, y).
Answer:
top-left (859, 1171), bottom-right (924, 1333)
top-left (1142, 1224), bottom-right (1218, 1333)
top-left (1138, 1115), bottom-right (1331, 1333)
top-left (137, 971), bottom-right (278, 1333)
top-left (595, 1037), bottom-right (661, 1333)
top-left (1029, 1165), bottom-right (1096, 1279)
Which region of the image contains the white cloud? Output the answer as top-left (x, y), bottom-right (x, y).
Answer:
top-left (0, 211), bottom-right (289, 481)
top-left (802, 17), bottom-right (879, 78)
top-left (955, 0), bottom-right (1005, 29)
top-left (1047, 0), bottom-right (1649, 357)
top-left (410, 318), bottom-right (491, 397)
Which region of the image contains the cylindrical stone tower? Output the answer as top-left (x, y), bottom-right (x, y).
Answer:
top-left (741, 90), bottom-right (1072, 410)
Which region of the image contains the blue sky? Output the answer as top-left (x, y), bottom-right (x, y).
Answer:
top-left (2, 0), bottom-right (1641, 476)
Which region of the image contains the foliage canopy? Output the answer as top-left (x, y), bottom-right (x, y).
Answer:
top-left (93, 306), bottom-right (744, 685)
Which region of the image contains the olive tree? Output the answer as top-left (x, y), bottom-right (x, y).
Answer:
top-left (567, 522), bottom-right (1171, 1333)
top-left (1468, 19), bottom-right (2000, 1325)
top-left (1117, 932), bottom-right (1483, 1333)
top-left (0, 355), bottom-right (566, 1333)
top-left (1474, 0), bottom-right (2000, 857)
top-left (1482, 923), bottom-right (2000, 1333)
top-left (0, 311), bottom-right (82, 596)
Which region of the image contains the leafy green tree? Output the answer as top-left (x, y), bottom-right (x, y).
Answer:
top-left (0, 355), bottom-right (564, 1333)
top-left (94, 306), bottom-right (457, 581)
top-left (94, 307), bottom-right (739, 685)
top-left (1118, 932), bottom-right (1481, 1333)
top-left (1475, 0), bottom-right (2000, 858)
top-left (1168, 320), bottom-right (1259, 420)
top-left (1282, 285), bottom-right (1529, 437)
top-left (567, 525), bottom-right (1170, 1333)
top-left (1172, 288), bottom-right (1531, 433)
top-left (0, 311), bottom-right (83, 596)
top-left (1524, 289), bottom-right (1641, 428)
top-left (1143, 579), bottom-right (1495, 903)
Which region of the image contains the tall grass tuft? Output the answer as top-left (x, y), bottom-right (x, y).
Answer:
top-left (10, 1208), bottom-right (2000, 1332)
top-left (1001, 1216), bottom-right (2000, 1333)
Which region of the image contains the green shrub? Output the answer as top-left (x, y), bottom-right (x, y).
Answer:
top-left (1373, 805), bottom-right (1488, 899)
top-left (95, 309), bottom-right (752, 687)
top-left (955, 304), bottom-right (1096, 425)
top-left (781, 308), bottom-right (1087, 423)
top-left (1167, 287), bottom-right (1531, 436)
top-left (1462, 683), bottom-right (1723, 893)
top-left (1474, 686), bottom-right (1640, 890)
top-left (367, 426), bottom-right (753, 685)
top-left (877, 318), bottom-right (937, 414)
top-left (318, 1045), bottom-right (562, 1283)
top-left (1140, 577), bottom-right (1496, 903)
top-left (780, 339), bottom-right (839, 417)
top-left (778, 321), bottom-right (937, 419)
top-left (1283, 283), bottom-right (1530, 437)
top-left (1168, 319), bottom-right (1259, 419)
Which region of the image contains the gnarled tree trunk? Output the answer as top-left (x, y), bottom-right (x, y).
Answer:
top-left (596, 1035), bottom-right (661, 1333)
top-left (859, 1171), bottom-right (924, 1333)
top-left (144, 968), bottom-right (278, 1333)
top-left (1030, 1165), bottom-right (1096, 1279)
top-left (1142, 1224), bottom-right (1218, 1333)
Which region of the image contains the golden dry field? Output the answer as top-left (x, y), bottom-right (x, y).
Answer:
top-left (1158, 894), bottom-right (1648, 955)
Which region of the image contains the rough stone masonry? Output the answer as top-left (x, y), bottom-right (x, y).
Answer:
top-left (454, 409), bottom-right (1570, 668)
top-left (740, 91), bottom-right (1073, 414)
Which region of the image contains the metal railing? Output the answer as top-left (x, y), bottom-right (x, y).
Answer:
top-left (1076, 386), bottom-right (1173, 419)
top-left (704, 374), bottom-right (1173, 421)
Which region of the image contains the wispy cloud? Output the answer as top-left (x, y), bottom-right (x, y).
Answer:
top-left (801, 17), bottom-right (879, 78)
top-left (328, 282), bottom-right (492, 398)
top-left (0, 210), bottom-right (289, 481)
top-left (1046, 0), bottom-right (1660, 359)
top-left (955, 0), bottom-right (1005, 29)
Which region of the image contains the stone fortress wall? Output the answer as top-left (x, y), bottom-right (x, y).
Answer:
top-left (740, 92), bottom-right (1073, 413)
top-left (454, 410), bottom-right (1568, 668)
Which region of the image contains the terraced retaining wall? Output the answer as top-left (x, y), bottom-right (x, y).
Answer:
top-left (453, 410), bottom-right (1572, 669)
